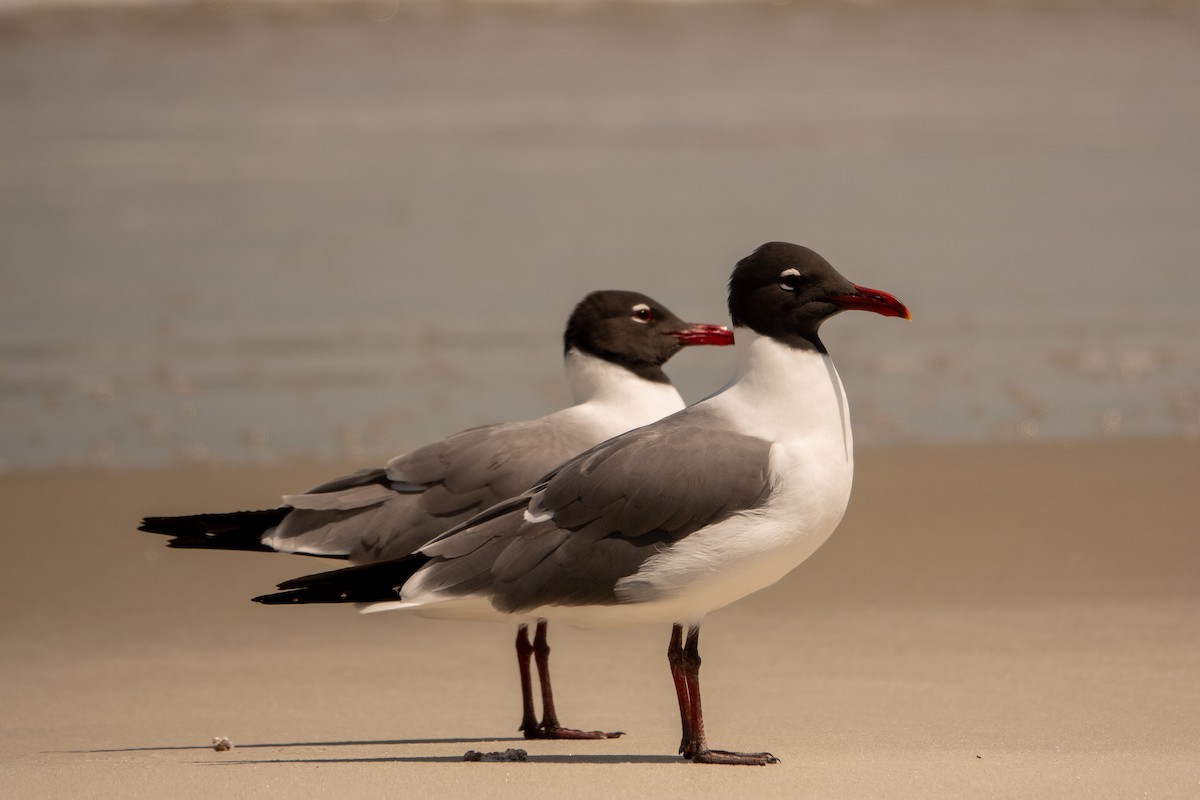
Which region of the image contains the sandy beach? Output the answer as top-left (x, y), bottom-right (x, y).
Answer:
top-left (3, 0), bottom-right (1199, 796)
top-left (1, 440), bottom-right (1196, 797)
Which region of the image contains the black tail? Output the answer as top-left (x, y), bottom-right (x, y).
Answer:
top-left (139, 508), bottom-right (289, 552)
top-left (252, 554), bottom-right (431, 605)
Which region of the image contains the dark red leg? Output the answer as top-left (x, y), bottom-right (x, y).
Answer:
top-left (677, 624), bottom-right (779, 766)
top-left (515, 624), bottom-right (539, 736)
top-left (667, 624), bottom-right (694, 756)
top-left (523, 621), bottom-right (623, 740)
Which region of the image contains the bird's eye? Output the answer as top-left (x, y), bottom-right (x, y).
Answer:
top-left (631, 303), bottom-right (653, 323)
top-left (778, 268), bottom-right (802, 292)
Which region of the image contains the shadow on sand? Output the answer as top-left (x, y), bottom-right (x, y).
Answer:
top-left (69, 737), bottom-right (685, 765)
top-left (211, 753), bottom-right (684, 765)
top-left (68, 736), bottom-right (527, 754)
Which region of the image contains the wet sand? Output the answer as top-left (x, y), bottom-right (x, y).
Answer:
top-left (2, 440), bottom-right (1197, 797)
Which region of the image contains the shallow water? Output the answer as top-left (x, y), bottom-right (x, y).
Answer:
top-left (2, 2), bottom-right (1198, 470)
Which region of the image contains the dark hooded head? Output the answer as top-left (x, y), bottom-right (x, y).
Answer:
top-left (564, 290), bottom-right (733, 383)
top-left (728, 242), bottom-right (909, 353)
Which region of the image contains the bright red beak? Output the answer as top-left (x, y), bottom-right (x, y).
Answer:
top-left (670, 323), bottom-right (736, 346)
top-left (827, 284), bottom-right (911, 320)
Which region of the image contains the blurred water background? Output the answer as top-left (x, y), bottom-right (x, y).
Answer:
top-left (2, 0), bottom-right (1198, 471)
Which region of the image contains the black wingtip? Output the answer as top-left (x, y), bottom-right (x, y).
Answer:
top-left (251, 584), bottom-right (387, 605)
top-left (252, 554), bottom-right (431, 606)
top-left (253, 589), bottom-right (316, 605)
top-left (139, 516), bottom-right (187, 536)
top-left (139, 508), bottom-right (289, 551)
top-left (166, 536), bottom-right (277, 553)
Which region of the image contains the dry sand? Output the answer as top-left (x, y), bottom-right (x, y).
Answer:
top-left (1, 440), bottom-right (1197, 797)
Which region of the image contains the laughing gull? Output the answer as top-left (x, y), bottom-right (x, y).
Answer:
top-left (140, 289), bottom-right (733, 740)
top-left (254, 242), bottom-right (910, 765)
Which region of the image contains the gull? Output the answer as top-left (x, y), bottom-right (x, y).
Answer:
top-left (255, 242), bottom-right (909, 764)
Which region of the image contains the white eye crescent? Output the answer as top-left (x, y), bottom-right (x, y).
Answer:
top-left (778, 268), bottom-right (801, 291)
top-left (631, 303), bottom-right (653, 323)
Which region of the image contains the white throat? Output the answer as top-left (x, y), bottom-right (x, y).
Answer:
top-left (562, 348), bottom-right (685, 431)
top-left (705, 329), bottom-right (853, 457)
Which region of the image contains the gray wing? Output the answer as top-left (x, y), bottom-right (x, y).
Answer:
top-left (267, 419), bottom-right (597, 562)
top-left (415, 409), bottom-right (774, 613)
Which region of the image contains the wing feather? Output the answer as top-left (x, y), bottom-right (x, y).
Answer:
top-left (409, 408), bottom-right (774, 613)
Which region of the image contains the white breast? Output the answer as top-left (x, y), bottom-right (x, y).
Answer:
top-left (606, 333), bottom-right (856, 625)
top-left (556, 349), bottom-right (686, 440)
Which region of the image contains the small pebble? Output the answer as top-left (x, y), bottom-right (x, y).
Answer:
top-left (212, 736), bottom-right (234, 752)
top-left (463, 748), bottom-right (528, 762)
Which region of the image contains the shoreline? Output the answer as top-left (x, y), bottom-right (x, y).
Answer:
top-left (3, 431), bottom-right (1193, 477)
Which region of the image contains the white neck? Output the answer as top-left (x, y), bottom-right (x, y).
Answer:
top-left (705, 329), bottom-right (853, 459)
top-left (562, 348), bottom-right (685, 428)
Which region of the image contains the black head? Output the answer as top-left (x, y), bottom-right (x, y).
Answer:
top-left (728, 242), bottom-right (910, 353)
top-left (564, 290), bottom-right (734, 383)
